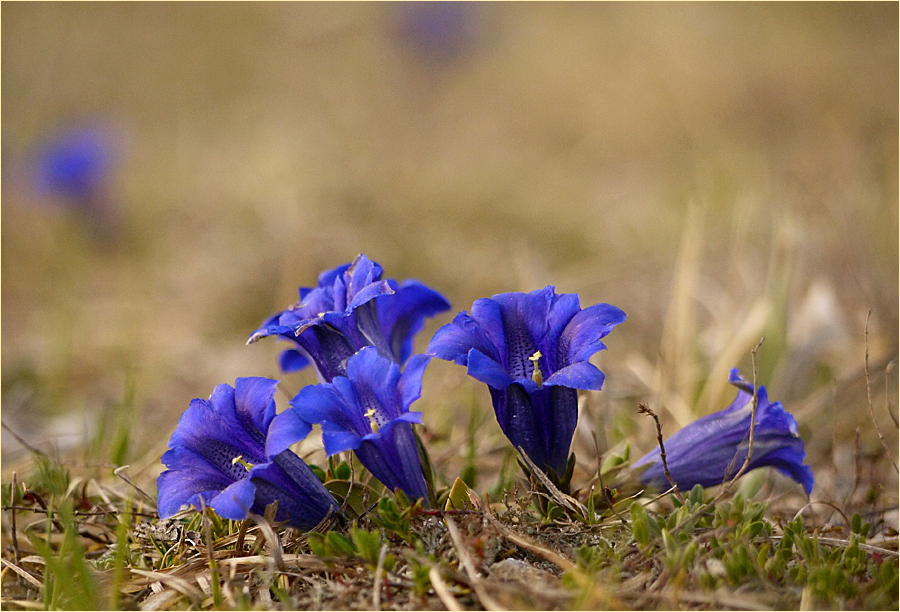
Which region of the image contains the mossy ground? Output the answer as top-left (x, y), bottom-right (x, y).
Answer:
top-left (1, 443), bottom-right (897, 610)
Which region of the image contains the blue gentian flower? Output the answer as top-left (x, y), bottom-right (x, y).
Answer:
top-left (267, 347), bottom-right (432, 507)
top-left (630, 369), bottom-right (814, 495)
top-left (32, 124), bottom-right (114, 205)
top-left (395, 2), bottom-right (480, 64)
top-left (157, 377), bottom-right (341, 530)
top-left (427, 286), bottom-right (626, 479)
top-left (248, 254), bottom-right (450, 382)
top-left (30, 122), bottom-right (121, 244)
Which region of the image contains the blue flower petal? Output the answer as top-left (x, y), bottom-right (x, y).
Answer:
top-left (157, 446), bottom-right (238, 518)
top-left (467, 348), bottom-right (515, 389)
top-left (378, 280), bottom-right (451, 363)
top-left (760, 446), bottom-right (815, 496)
top-left (468, 298), bottom-right (508, 362)
top-left (558, 303), bottom-right (627, 366)
top-left (542, 292), bottom-right (582, 371)
top-left (316, 262), bottom-right (352, 290)
top-left (345, 255), bottom-right (385, 306)
top-left (291, 382), bottom-right (367, 439)
top-left (346, 279), bottom-right (394, 313)
top-left (356, 418), bottom-right (429, 503)
top-left (279, 349), bottom-right (310, 373)
top-left (426, 312), bottom-right (498, 366)
top-left (322, 429), bottom-right (364, 455)
top-left (399, 354), bottom-right (431, 410)
top-left (543, 361), bottom-right (606, 391)
top-left (266, 409), bottom-right (314, 458)
top-left (250, 453), bottom-right (341, 529)
top-left (234, 377), bottom-right (279, 443)
top-left (209, 478), bottom-right (257, 521)
top-left (167, 395), bottom-right (266, 471)
top-left (489, 290), bottom-right (552, 378)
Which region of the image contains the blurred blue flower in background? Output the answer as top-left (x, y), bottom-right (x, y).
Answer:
top-left (428, 287), bottom-right (626, 481)
top-left (267, 347), bottom-right (433, 507)
top-left (29, 121), bottom-right (122, 244)
top-left (157, 377), bottom-right (340, 530)
top-left (249, 254), bottom-right (450, 382)
top-left (33, 125), bottom-right (113, 203)
top-left (395, 1), bottom-right (481, 64)
top-left (631, 369), bottom-right (814, 495)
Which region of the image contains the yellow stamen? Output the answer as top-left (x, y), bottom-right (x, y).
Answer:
top-left (529, 351), bottom-right (543, 388)
top-left (364, 408), bottom-right (380, 433)
top-left (232, 455), bottom-right (254, 472)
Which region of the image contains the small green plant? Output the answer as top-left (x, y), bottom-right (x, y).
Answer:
top-left (28, 501), bottom-right (100, 610)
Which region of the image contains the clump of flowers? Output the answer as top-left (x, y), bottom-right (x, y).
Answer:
top-left (158, 253), bottom-right (813, 531)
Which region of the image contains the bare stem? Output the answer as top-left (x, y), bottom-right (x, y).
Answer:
top-left (885, 361), bottom-right (898, 429)
top-left (113, 465), bottom-right (157, 506)
top-left (715, 338), bottom-right (766, 502)
top-left (637, 404), bottom-right (685, 503)
top-left (864, 310), bottom-right (898, 473)
top-left (10, 472), bottom-right (21, 564)
top-left (592, 431), bottom-right (627, 524)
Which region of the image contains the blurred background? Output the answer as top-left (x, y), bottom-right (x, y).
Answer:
top-left (2, 3), bottom-right (897, 506)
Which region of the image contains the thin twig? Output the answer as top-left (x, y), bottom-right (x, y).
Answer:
top-left (372, 542), bottom-right (388, 610)
top-left (885, 361), bottom-right (898, 428)
top-left (113, 466), bottom-right (158, 506)
top-left (11, 472), bottom-right (21, 564)
top-left (428, 566), bottom-right (463, 611)
top-left (518, 448), bottom-right (588, 519)
top-left (19, 488), bottom-right (108, 545)
top-left (1, 506), bottom-right (157, 518)
top-left (445, 516), bottom-right (507, 611)
top-left (235, 519), bottom-right (249, 554)
top-left (641, 485), bottom-right (680, 507)
top-left (717, 337), bottom-right (765, 500)
top-left (480, 507), bottom-right (578, 574)
top-left (0, 558), bottom-right (43, 591)
top-left (592, 432), bottom-right (627, 525)
top-left (845, 428), bottom-right (862, 507)
top-left (792, 500), bottom-right (851, 532)
top-left (763, 535), bottom-right (898, 558)
top-left (637, 404), bottom-right (685, 503)
top-left (1, 423), bottom-right (47, 458)
top-left (249, 510), bottom-right (285, 572)
top-left (864, 311), bottom-right (898, 473)
top-left (673, 340), bottom-right (767, 534)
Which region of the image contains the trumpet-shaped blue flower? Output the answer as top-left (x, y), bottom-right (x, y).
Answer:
top-left (267, 347), bottom-right (432, 506)
top-left (427, 286), bottom-right (626, 478)
top-left (248, 254), bottom-right (450, 382)
top-left (631, 369), bottom-right (814, 495)
top-left (157, 377), bottom-right (340, 530)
